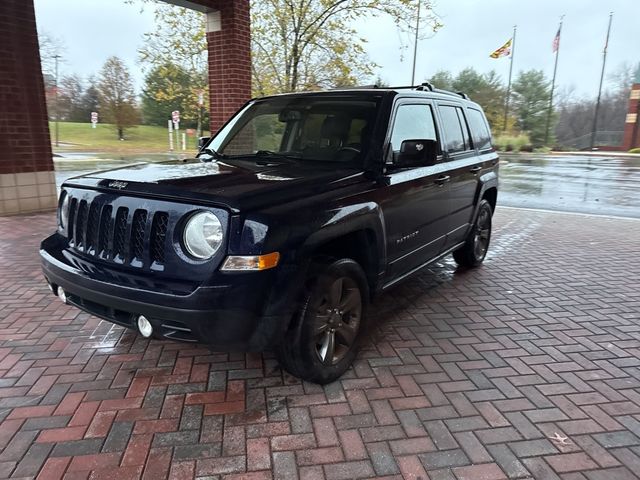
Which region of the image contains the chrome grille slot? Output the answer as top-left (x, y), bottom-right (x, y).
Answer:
top-left (113, 207), bottom-right (129, 262)
top-left (67, 197), bottom-right (78, 245)
top-left (130, 209), bottom-right (148, 263)
top-left (86, 202), bottom-right (100, 254)
top-left (75, 200), bottom-right (88, 251)
top-left (150, 212), bottom-right (168, 265)
top-left (98, 205), bottom-right (112, 258)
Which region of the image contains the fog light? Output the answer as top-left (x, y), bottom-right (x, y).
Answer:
top-left (57, 287), bottom-right (67, 304)
top-left (137, 315), bottom-right (153, 338)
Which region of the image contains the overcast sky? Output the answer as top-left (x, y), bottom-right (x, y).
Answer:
top-left (35, 0), bottom-right (639, 98)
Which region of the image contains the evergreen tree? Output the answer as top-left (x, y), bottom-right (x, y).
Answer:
top-left (512, 70), bottom-right (551, 146)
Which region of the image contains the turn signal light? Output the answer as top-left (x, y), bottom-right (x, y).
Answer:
top-left (221, 252), bottom-right (280, 271)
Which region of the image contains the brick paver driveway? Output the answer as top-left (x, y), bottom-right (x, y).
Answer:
top-left (1, 207), bottom-right (639, 480)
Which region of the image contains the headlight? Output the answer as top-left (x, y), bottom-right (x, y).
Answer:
top-left (183, 211), bottom-right (223, 259)
top-left (59, 191), bottom-right (69, 229)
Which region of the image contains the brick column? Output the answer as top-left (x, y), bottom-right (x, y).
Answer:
top-left (621, 84), bottom-right (640, 151)
top-left (206, 0), bottom-right (251, 134)
top-left (0, 0), bottom-right (56, 215)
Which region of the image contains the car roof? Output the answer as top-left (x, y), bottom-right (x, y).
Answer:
top-left (254, 86), bottom-right (482, 110)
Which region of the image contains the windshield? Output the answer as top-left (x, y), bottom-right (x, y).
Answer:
top-left (207, 96), bottom-right (380, 164)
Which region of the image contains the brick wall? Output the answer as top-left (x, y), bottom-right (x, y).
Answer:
top-left (206, 0), bottom-right (251, 134)
top-left (621, 84), bottom-right (640, 151)
top-left (0, 0), bottom-right (56, 214)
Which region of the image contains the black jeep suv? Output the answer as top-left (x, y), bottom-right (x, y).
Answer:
top-left (41, 84), bottom-right (498, 383)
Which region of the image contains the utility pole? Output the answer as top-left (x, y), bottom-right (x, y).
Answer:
top-left (545, 15), bottom-right (564, 146)
top-left (502, 25), bottom-right (517, 132)
top-left (411, 0), bottom-right (421, 85)
top-left (590, 12), bottom-right (613, 151)
top-left (54, 54), bottom-right (61, 148)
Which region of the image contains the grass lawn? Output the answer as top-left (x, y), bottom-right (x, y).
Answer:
top-left (49, 122), bottom-right (208, 153)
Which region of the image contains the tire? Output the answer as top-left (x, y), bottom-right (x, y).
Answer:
top-left (453, 199), bottom-right (493, 268)
top-left (276, 258), bottom-right (369, 384)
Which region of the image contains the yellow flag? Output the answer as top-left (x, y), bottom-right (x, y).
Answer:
top-left (490, 39), bottom-right (512, 58)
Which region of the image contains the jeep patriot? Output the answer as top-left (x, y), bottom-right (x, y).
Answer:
top-left (41, 83), bottom-right (498, 383)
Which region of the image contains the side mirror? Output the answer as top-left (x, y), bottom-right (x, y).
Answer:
top-left (394, 139), bottom-right (438, 168)
top-left (198, 136), bottom-right (211, 149)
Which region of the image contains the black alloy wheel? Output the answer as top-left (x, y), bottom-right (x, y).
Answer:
top-left (453, 199), bottom-right (493, 267)
top-left (276, 258), bottom-right (369, 384)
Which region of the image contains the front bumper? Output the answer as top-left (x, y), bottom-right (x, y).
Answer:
top-left (40, 234), bottom-right (302, 351)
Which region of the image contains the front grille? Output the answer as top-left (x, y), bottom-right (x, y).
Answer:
top-left (64, 194), bottom-right (169, 269)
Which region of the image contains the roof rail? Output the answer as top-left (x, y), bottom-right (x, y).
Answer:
top-left (332, 83), bottom-right (470, 100)
top-left (374, 82), bottom-right (469, 100)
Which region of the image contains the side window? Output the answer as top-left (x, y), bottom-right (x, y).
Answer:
top-left (456, 108), bottom-right (472, 150)
top-left (390, 104), bottom-right (437, 155)
top-left (466, 108), bottom-right (493, 151)
top-left (438, 105), bottom-right (469, 154)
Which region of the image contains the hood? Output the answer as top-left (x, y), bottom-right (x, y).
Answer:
top-left (63, 158), bottom-right (365, 212)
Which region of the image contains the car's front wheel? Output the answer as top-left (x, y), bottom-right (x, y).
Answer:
top-left (453, 199), bottom-right (493, 267)
top-left (276, 258), bottom-right (369, 384)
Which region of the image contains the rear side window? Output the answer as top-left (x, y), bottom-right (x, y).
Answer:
top-left (390, 104), bottom-right (437, 153)
top-left (466, 108), bottom-right (492, 151)
top-left (439, 105), bottom-right (469, 154)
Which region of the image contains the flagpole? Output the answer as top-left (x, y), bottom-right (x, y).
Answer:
top-left (545, 15), bottom-right (564, 146)
top-left (590, 12), bottom-right (613, 151)
top-left (411, 0), bottom-right (421, 85)
top-left (503, 25), bottom-right (517, 132)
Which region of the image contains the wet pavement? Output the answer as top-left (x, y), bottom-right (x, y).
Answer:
top-left (499, 154), bottom-right (640, 218)
top-left (55, 152), bottom-right (640, 219)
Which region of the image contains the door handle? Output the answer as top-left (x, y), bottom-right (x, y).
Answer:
top-left (435, 175), bottom-right (450, 185)
top-left (469, 166), bottom-right (482, 173)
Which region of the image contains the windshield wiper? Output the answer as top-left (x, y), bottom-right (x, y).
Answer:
top-left (254, 150), bottom-right (302, 161)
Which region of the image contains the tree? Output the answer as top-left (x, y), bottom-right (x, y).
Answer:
top-left (251, 0), bottom-right (440, 94)
top-left (38, 31), bottom-right (66, 120)
top-left (57, 74), bottom-right (85, 122)
top-left (512, 70), bottom-right (551, 146)
top-left (137, 1), bottom-right (440, 97)
top-left (141, 63), bottom-right (207, 129)
top-left (77, 77), bottom-right (101, 123)
top-left (138, 5), bottom-right (208, 134)
top-left (554, 63), bottom-right (638, 149)
top-left (97, 57), bottom-right (139, 140)
top-left (428, 70), bottom-right (453, 90)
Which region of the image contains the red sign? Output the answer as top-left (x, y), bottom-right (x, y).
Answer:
top-left (172, 110), bottom-right (180, 124)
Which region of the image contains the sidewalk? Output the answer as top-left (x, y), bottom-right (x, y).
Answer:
top-left (1, 207), bottom-right (640, 479)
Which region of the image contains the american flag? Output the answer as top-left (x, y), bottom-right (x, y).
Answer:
top-left (552, 27), bottom-right (561, 53)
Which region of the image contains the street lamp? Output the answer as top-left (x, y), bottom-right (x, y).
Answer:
top-left (53, 54), bottom-right (61, 148)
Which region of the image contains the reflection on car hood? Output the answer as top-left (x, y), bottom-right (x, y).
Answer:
top-left (63, 158), bottom-right (364, 212)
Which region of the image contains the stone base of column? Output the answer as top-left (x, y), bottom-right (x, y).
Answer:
top-left (0, 170), bottom-right (57, 215)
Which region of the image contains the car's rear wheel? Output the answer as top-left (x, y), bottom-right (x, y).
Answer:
top-left (453, 199), bottom-right (493, 267)
top-left (276, 258), bottom-right (368, 384)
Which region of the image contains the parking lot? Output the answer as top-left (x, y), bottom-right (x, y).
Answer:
top-left (1, 205), bottom-right (639, 479)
